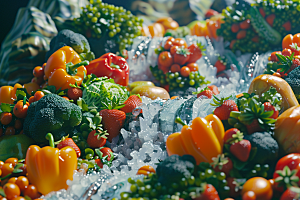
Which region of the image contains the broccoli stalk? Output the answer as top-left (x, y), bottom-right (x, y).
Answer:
top-left (23, 94), bottom-right (82, 143)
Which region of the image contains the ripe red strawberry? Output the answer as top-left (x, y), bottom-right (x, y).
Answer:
top-left (94, 147), bottom-right (114, 168)
top-left (187, 43), bottom-right (205, 63)
top-left (196, 89), bottom-right (213, 99)
top-left (246, 119), bottom-right (264, 134)
top-left (213, 98), bottom-right (238, 121)
top-left (95, 159), bottom-right (103, 168)
top-left (263, 102), bottom-right (279, 119)
top-left (207, 85), bottom-right (219, 95)
top-left (214, 60), bottom-right (227, 73)
top-left (223, 128), bottom-right (242, 144)
top-left (120, 95), bottom-right (142, 113)
top-left (287, 58), bottom-right (300, 73)
top-left (173, 46), bottom-right (190, 65)
top-left (290, 43), bottom-right (300, 56)
top-left (282, 48), bottom-right (292, 57)
top-left (229, 139), bottom-right (251, 162)
top-left (99, 109), bottom-right (126, 142)
top-left (67, 87), bottom-right (83, 102)
top-left (87, 129), bottom-right (108, 148)
top-left (211, 154), bottom-right (233, 177)
top-left (57, 137), bottom-right (81, 158)
top-left (194, 184), bottom-right (220, 200)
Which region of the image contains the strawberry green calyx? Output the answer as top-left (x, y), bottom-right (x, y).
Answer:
top-left (276, 53), bottom-right (295, 73)
top-left (192, 87), bottom-right (210, 95)
top-left (211, 154), bottom-right (229, 169)
top-left (210, 95), bottom-right (231, 107)
top-left (226, 131), bottom-right (244, 145)
top-left (176, 46), bottom-right (190, 57)
top-left (196, 42), bottom-right (206, 56)
top-left (93, 129), bottom-right (108, 140)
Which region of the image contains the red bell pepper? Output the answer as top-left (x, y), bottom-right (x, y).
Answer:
top-left (85, 53), bottom-right (129, 86)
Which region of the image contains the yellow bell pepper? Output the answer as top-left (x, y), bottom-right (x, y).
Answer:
top-left (166, 114), bottom-right (224, 164)
top-left (0, 83), bottom-right (23, 104)
top-left (25, 133), bottom-right (77, 195)
top-left (274, 105), bottom-right (300, 154)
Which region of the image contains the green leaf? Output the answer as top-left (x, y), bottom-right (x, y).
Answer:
top-left (0, 188), bottom-right (5, 197)
top-left (0, 103), bottom-right (12, 112)
top-left (76, 98), bottom-right (89, 112)
top-left (16, 88), bottom-right (29, 101)
top-left (86, 117), bottom-right (96, 130)
top-left (95, 148), bottom-right (103, 158)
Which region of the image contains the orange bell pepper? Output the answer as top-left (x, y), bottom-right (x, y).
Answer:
top-left (166, 114), bottom-right (224, 164)
top-left (0, 83), bottom-right (24, 104)
top-left (25, 133), bottom-right (77, 195)
top-left (44, 46), bottom-right (88, 90)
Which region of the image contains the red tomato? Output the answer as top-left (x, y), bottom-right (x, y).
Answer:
top-left (100, 147), bottom-right (113, 161)
top-left (273, 153), bottom-right (300, 191)
top-left (158, 51), bottom-right (173, 71)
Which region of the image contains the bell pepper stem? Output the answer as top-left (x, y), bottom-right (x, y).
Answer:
top-left (175, 117), bottom-right (187, 126)
top-left (46, 133), bottom-right (55, 148)
top-left (66, 60), bottom-right (89, 75)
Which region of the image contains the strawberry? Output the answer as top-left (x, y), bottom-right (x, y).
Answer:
top-left (194, 87), bottom-right (213, 99)
top-left (211, 96), bottom-right (238, 121)
top-left (290, 43), bottom-right (300, 56)
top-left (263, 102), bottom-right (279, 119)
top-left (287, 58), bottom-right (300, 74)
top-left (223, 128), bottom-right (243, 144)
top-left (94, 147), bottom-right (114, 169)
top-left (246, 119), bottom-right (265, 134)
top-left (95, 159), bottom-right (103, 168)
top-left (87, 129), bottom-right (108, 148)
top-left (211, 154), bottom-right (233, 177)
top-left (282, 48), bottom-right (292, 57)
top-left (173, 46), bottom-right (190, 65)
top-left (67, 87), bottom-right (83, 102)
top-left (56, 136), bottom-right (81, 158)
top-left (229, 139), bottom-right (251, 162)
top-left (187, 43), bottom-right (205, 63)
top-left (214, 60), bottom-right (226, 73)
top-left (120, 95), bottom-right (142, 113)
top-left (193, 184), bottom-right (220, 200)
top-left (207, 85), bottom-right (219, 95)
top-left (99, 109), bottom-right (126, 142)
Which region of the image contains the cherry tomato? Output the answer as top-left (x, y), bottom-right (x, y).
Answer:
top-left (170, 64), bottom-right (181, 73)
top-left (14, 119), bottom-right (22, 130)
top-left (5, 127), bottom-right (15, 136)
top-left (273, 153), bottom-right (300, 191)
top-left (62, 96), bottom-right (70, 101)
top-left (7, 177), bottom-right (17, 184)
top-left (33, 91), bottom-right (44, 101)
top-left (242, 191), bottom-right (256, 200)
top-left (13, 101), bottom-right (29, 119)
top-left (23, 185), bottom-right (40, 199)
top-left (237, 30), bottom-right (247, 39)
top-left (241, 177), bottom-right (273, 200)
top-left (5, 158), bottom-right (18, 167)
top-left (3, 183), bottom-right (20, 199)
top-left (0, 169), bottom-right (2, 177)
top-left (15, 176), bottom-right (29, 192)
top-left (187, 63), bottom-right (199, 72)
top-left (173, 38), bottom-right (187, 48)
top-left (166, 37), bottom-right (175, 43)
top-left (31, 77), bottom-right (43, 85)
top-left (158, 51), bottom-right (173, 71)
top-left (0, 113), bottom-right (12, 125)
top-left (11, 197), bottom-right (26, 200)
top-left (33, 66), bottom-right (44, 78)
top-left (282, 48), bottom-right (292, 57)
top-left (28, 96), bottom-right (35, 105)
top-left (282, 34), bottom-right (293, 50)
top-left (1, 163), bottom-right (14, 177)
top-left (180, 66), bottom-right (191, 77)
top-left (0, 161), bottom-right (4, 170)
top-left (230, 40), bottom-right (236, 49)
top-left (164, 40), bottom-right (173, 50)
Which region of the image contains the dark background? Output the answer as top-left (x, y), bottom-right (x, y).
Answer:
top-left (0, 0), bottom-right (127, 48)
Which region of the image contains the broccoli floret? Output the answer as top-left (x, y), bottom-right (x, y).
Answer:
top-left (285, 67), bottom-right (300, 100)
top-left (156, 155), bottom-right (196, 185)
top-left (243, 131), bottom-right (279, 165)
top-left (24, 94), bottom-right (82, 143)
top-left (45, 29), bottom-right (94, 61)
